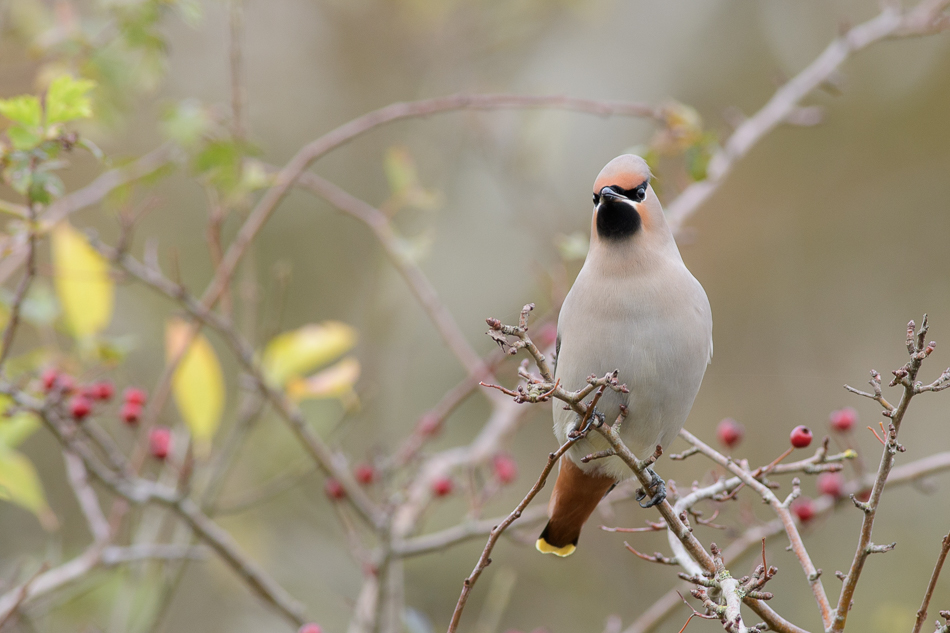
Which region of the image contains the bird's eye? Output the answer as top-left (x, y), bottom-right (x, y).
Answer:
top-left (632, 185), bottom-right (646, 202)
top-left (592, 193), bottom-right (600, 205)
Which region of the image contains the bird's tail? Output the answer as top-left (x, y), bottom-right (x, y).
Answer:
top-left (536, 456), bottom-right (615, 557)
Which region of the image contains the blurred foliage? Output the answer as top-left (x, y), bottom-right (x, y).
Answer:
top-left (166, 318), bottom-right (225, 457)
top-left (1, 1), bottom-right (948, 632)
top-left (3, 0), bottom-right (201, 125)
top-left (0, 0), bottom-right (363, 535)
top-left (50, 221), bottom-right (114, 340)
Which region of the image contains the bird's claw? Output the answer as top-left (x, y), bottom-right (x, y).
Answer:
top-left (636, 468), bottom-right (666, 508)
top-left (569, 408), bottom-right (605, 439)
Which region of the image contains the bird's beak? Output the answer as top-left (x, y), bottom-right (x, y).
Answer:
top-left (600, 187), bottom-right (621, 201)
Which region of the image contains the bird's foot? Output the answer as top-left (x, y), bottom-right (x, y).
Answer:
top-left (569, 408), bottom-right (605, 439)
top-left (636, 468), bottom-right (666, 508)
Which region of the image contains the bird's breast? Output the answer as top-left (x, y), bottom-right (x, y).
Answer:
top-left (552, 259), bottom-right (712, 468)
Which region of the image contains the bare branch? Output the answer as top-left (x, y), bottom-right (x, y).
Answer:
top-left (0, 385), bottom-right (309, 627)
top-left (85, 236), bottom-right (385, 528)
top-left (203, 94), bottom-right (661, 330)
top-left (0, 544), bottom-right (206, 625)
top-left (0, 202), bottom-right (36, 373)
top-left (679, 429), bottom-right (833, 630)
top-left (912, 532), bottom-right (950, 633)
top-left (665, 0), bottom-right (950, 234)
top-left (42, 144), bottom-right (176, 227)
top-left (832, 317), bottom-right (941, 632)
top-left (62, 450), bottom-right (110, 544)
top-left (446, 423), bottom-right (597, 633)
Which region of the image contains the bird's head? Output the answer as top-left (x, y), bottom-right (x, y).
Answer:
top-left (590, 154), bottom-right (667, 247)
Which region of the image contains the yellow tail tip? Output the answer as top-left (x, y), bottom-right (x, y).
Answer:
top-left (536, 538), bottom-right (576, 557)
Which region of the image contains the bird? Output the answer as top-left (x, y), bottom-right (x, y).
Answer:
top-left (536, 154), bottom-right (713, 557)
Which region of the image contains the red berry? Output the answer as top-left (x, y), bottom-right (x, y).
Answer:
top-left (149, 427), bottom-right (171, 460)
top-left (324, 478), bottom-right (346, 500)
top-left (41, 368), bottom-right (59, 392)
top-left (792, 498), bottom-right (816, 523)
top-left (70, 396), bottom-right (93, 421)
top-left (298, 625), bottom-right (322, 633)
top-left (120, 402), bottom-right (142, 425)
top-left (790, 425), bottom-right (813, 449)
top-left (354, 464), bottom-right (375, 485)
top-left (716, 418), bottom-right (744, 449)
top-left (431, 476), bottom-right (453, 497)
top-left (418, 413), bottom-right (441, 436)
top-left (92, 381), bottom-right (114, 401)
top-left (829, 407), bottom-right (858, 432)
top-left (492, 454), bottom-right (518, 485)
top-left (817, 472), bottom-right (843, 498)
top-left (124, 387), bottom-right (147, 406)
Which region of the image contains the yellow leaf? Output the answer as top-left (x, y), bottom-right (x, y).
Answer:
top-left (166, 319), bottom-right (224, 457)
top-left (0, 395), bottom-right (41, 448)
top-left (0, 447), bottom-right (57, 530)
top-left (286, 357), bottom-right (360, 404)
top-left (262, 322), bottom-right (357, 387)
top-left (51, 223), bottom-right (114, 339)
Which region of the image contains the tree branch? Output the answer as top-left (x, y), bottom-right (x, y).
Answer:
top-left (664, 0), bottom-right (950, 234)
top-left (832, 317), bottom-right (940, 632)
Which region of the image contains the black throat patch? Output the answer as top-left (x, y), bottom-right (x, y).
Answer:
top-left (596, 199), bottom-right (641, 241)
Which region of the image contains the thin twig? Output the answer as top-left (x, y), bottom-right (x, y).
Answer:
top-left (86, 236), bottom-right (385, 528)
top-left (664, 0), bottom-right (950, 234)
top-left (912, 533), bottom-right (950, 633)
top-left (445, 425), bottom-right (595, 633)
top-left (679, 428), bottom-right (833, 630)
top-left (833, 317), bottom-right (936, 632)
top-left (0, 386), bottom-right (309, 627)
top-left (0, 544), bottom-right (206, 625)
top-left (291, 170), bottom-right (493, 382)
top-left (0, 564), bottom-right (49, 629)
top-left (620, 448), bottom-right (950, 633)
top-left (202, 94), bottom-right (661, 334)
top-left (0, 202), bottom-right (36, 373)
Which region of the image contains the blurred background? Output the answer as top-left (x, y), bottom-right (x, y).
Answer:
top-left (1, 1), bottom-right (950, 632)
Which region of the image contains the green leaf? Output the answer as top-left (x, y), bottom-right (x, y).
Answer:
top-left (194, 140), bottom-right (242, 191)
top-left (29, 171), bottom-right (65, 205)
top-left (6, 126), bottom-right (41, 151)
top-left (0, 446), bottom-right (56, 530)
top-left (51, 222), bottom-right (115, 339)
top-left (0, 95), bottom-right (41, 127)
top-left (166, 318), bottom-right (224, 457)
top-left (4, 155), bottom-right (33, 195)
top-left (0, 396), bottom-right (41, 448)
top-left (262, 322), bottom-right (358, 387)
top-left (46, 75), bottom-right (96, 124)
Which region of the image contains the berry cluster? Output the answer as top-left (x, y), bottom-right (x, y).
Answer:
top-left (39, 369), bottom-right (169, 461)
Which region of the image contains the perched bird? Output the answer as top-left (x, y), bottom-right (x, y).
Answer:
top-left (536, 155), bottom-right (712, 557)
